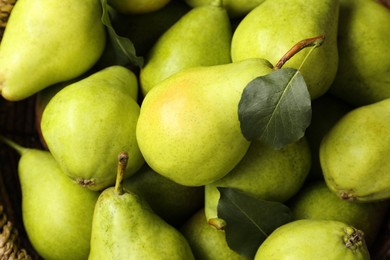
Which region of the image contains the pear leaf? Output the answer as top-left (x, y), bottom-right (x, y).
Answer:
top-left (238, 68), bottom-right (311, 149)
top-left (100, 0), bottom-right (144, 67)
top-left (217, 187), bottom-right (294, 258)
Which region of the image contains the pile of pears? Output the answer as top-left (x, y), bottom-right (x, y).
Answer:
top-left (0, 0), bottom-right (389, 259)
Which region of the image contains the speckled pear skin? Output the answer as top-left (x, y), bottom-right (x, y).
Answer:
top-left (0, 0), bottom-right (106, 101)
top-left (88, 187), bottom-right (195, 260)
top-left (320, 98), bottom-right (390, 201)
top-left (231, 0), bottom-right (339, 100)
top-left (41, 66), bottom-right (144, 191)
top-left (329, 0), bottom-right (390, 106)
top-left (139, 2), bottom-right (232, 96)
top-left (136, 58), bottom-right (274, 187)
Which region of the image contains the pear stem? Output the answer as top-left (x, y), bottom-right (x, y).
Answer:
top-left (0, 135), bottom-right (28, 155)
top-left (273, 35), bottom-right (325, 70)
top-left (114, 151), bottom-right (129, 195)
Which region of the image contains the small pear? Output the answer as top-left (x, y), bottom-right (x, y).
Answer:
top-left (288, 180), bottom-right (389, 246)
top-left (184, 0), bottom-right (265, 18)
top-left (41, 66), bottom-right (144, 191)
top-left (0, 136), bottom-right (99, 260)
top-left (205, 137), bottom-right (311, 221)
top-left (123, 164), bottom-right (204, 227)
top-left (0, 0), bottom-right (106, 101)
top-left (88, 152), bottom-right (195, 260)
top-left (254, 219), bottom-right (370, 259)
top-left (180, 208), bottom-right (250, 260)
top-left (320, 98), bottom-right (390, 201)
top-left (230, 0), bottom-right (339, 99)
top-left (136, 58), bottom-right (274, 187)
top-left (108, 0), bottom-right (171, 14)
top-left (139, 0), bottom-right (232, 96)
top-left (329, 0), bottom-right (390, 106)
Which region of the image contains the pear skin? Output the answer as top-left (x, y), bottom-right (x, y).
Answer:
top-left (139, 1), bottom-right (232, 96)
top-left (136, 58), bottom-right (274, 187)
top-left (88, 152), bottom-right (195, 260)
top-left (41, 66), bottom-right (144, 191)
top-left (231, 0), bottom-right (339, 99)
top-left (0, 0), bottom-right (106, 101)
top-left (108, 0), bottom-right (171, 14)
top-left (0, 136), bottom-right (99, 260)
top-left (329, 0), bottom-right (390, 106)
top-left (320, 98), bottom-right (390, 201)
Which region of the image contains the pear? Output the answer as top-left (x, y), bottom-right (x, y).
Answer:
top-left (88, 152), bottom-right (195, 260)
top-left (230, 0), bottom-right (339, 99)
top-left (184, 0), bottom-right (265, 18)
top-left (288, 180), bottom-right (389, 246)
top-left (319, 98), bottom-right (390, 201)
top-left (139, 0), bottom-right (232, 96)
top-left (254, 219), bottom-right (370, 259)
top-left (180, 208), bottom-right (250, 260)
top-left (0, 136), bottom-right (99, 260)
top-left (0, 0), bottom-right (106, 101)
top-left (41, 66), bottom-right (144, 191)
top-left (329, 0), bottom-right (390, 106)
top-left (205, 137), bottom-right (311, 221)
top-left (108, 0), bottom-right (171, 14)
top-left (136, 58), bottom-right (274, 187)
top-left (123, 164), bottom-right (204, 227)
top-left (305, 94), bottom-right (352, 180)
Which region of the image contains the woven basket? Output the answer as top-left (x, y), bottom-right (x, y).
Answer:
top-left (0, 0), bottom-right (389, 259)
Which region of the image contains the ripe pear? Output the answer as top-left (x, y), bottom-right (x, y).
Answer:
top-left (41, 66), bottom-right (144, 191)
top-left (123, 164), bottom-right (204, 227)
top-left (180, 208), bottom-right (250, 260)
top-left (320, 98), bottom-right (390, 201)
top-left (108, 0), bottom-right (171, 14)
top-left (136, 58), bottom-right (274, 187)
top-left (230, 0), bottom-right (339, 99)
top-left (0, 136), bottom-right (99, 260)
top-left (184, 0), bottom-right (265, 18)
top-left (139, 0), bottom-right (232, 96)
top-left (0, 0), bottom-right (106, 101)
top-left (329, 0), bottom-right (390, 106)
top-left (254, 219), bottom-right (370, 259)
top-left (288, 180), bottom-right (389, 246)
top-left (205, 137), bottom-right (311, 221)
top-left (88, 152), bottom-right (195, 260)
top-left (305, 94), bottom-right (352, 180)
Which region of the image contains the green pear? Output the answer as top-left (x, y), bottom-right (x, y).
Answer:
top-left (320, 98), bottom-right (390, 201)
top-left (305, 94), bottom-right (352, 180)
top-left (136, 58), bottom-right (274, 187)
top-left (254, 219), bottom-right (370, 259)
top-left (180, 208), bottom-right (250, 260)
top-left (329, 0), bottom-right (390, 106)
top-left (111, 1), bottom-right (191, 57)
top-left (288, 180), bottom-right (389, 246)
top-left (205, 137), bottom-right (311, 221)
top-left (41, 66), bottom-right (144, 191)
top-left (123, 164), bottom-right (204, 227)
top-left (184, 0), bottom-right (265, 18)
top-left (139, 0), bottom-right (232, 96)
top-left (230, 0), bottom-right (339, 99)
top-left (0, 0), bottom-right (106, 101)
top-left (0, 136), bottom-right (99, 260)
top-left (88, 152), bottom-right (195, 259)
top-left (108, 0), bottom-right (171, 14)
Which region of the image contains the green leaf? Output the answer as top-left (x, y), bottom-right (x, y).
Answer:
top-left (238, 68), bottom-right (311, 149)
top-left (100, 0), bottom-right (144, 67)
top-left (217, 187), bottom-right (294, 258)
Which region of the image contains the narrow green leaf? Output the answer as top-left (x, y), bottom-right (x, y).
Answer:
top-left (217, 187), bottom-right (294, 258)
top-left (100, 0), bottom-right (144, 67)
top-left (238, 68), bottom-right (311, 149)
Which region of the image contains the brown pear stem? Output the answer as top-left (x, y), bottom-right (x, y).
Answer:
top-left (208, 217), bottom-right (227, 230)
top-left (114, 151), bottom-right (129, 195)
top-left (273, 35), bottom-right (325, 70)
